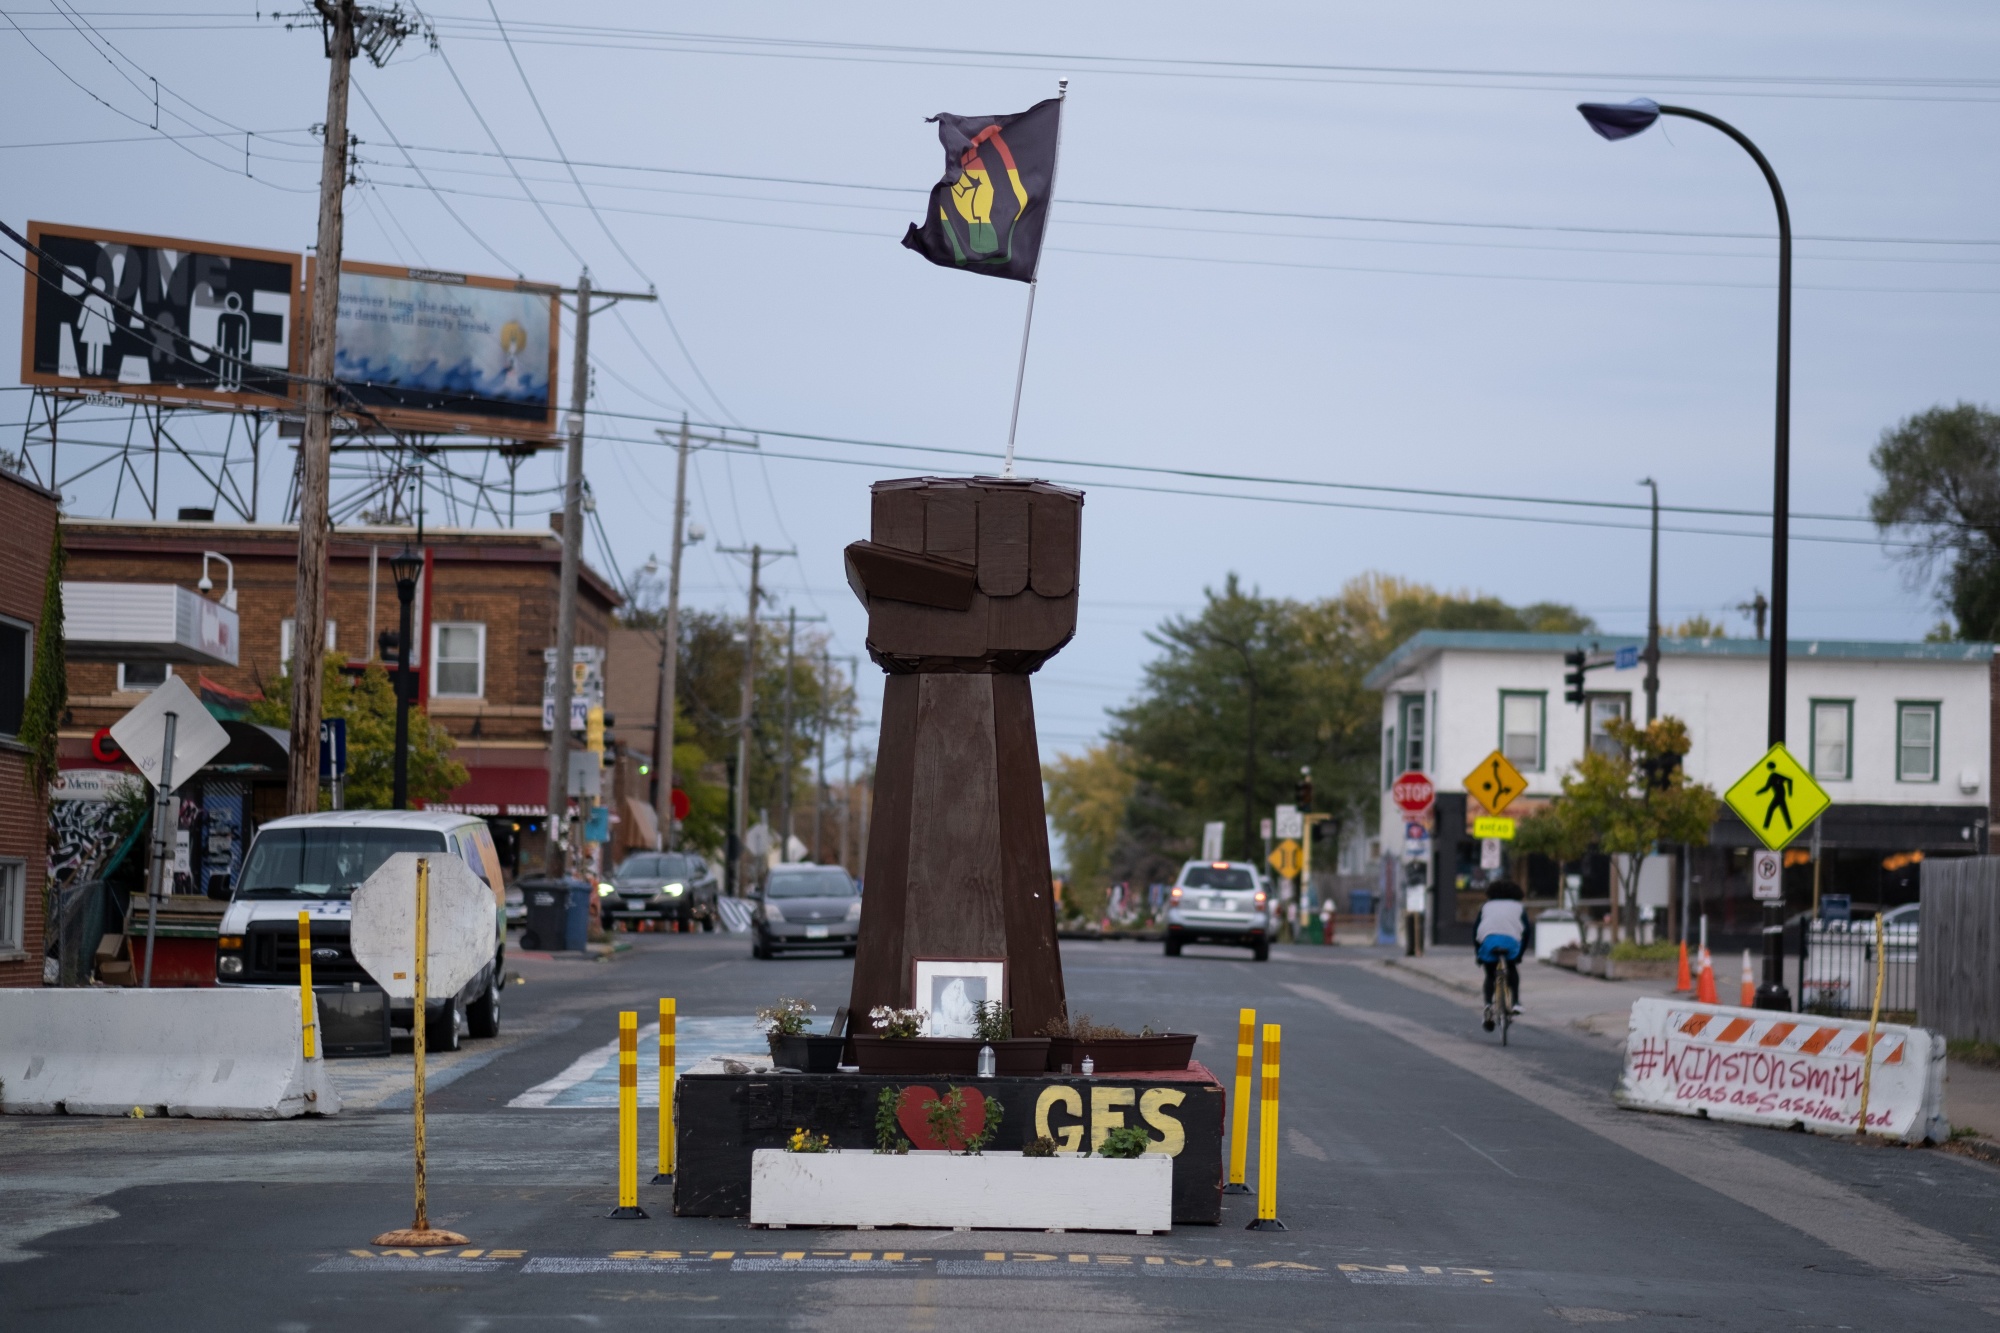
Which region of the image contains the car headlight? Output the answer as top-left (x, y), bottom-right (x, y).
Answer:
top-left (217, 955), bottom-right (243, 977)
top-left (597, 883), bottom-right (615, 897)
top-left (846, 900), bottom-right (862, 921)
top-left (662, 882), bottom-right (685, 897)
top-left (762, 902), bottom-right (784, 923)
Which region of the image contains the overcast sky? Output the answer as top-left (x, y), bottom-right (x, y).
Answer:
top-left (5, 3), bottom-right (1998, 764)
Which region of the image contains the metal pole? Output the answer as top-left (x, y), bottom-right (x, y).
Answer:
top-left (734, 546), bottom-right (762, 895)
top-left (1658, 106), bottom-right (1789, 746)
top-left (653, 417), bottom-right (690, 848)
top-left (393, 572), bottom-right (414, 810)
top-left (778, 609), bottom-right (797, 860)
top-left (288, 0), bottom-right (353, 815)
top-left (545, 269), bottom-right (591, 874)
top-left (412, 856), bottom-right (429, 1229)
top-left (814, 650), bottom-right (830, 863)
top-left (1001, 77), bottom-right (1068, 479)
top-left (142, 712), bottom-right (177, 989)
top-left (1641, 477), bottom-right (1660, 723)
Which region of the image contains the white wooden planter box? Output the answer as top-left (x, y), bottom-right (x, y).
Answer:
top-left (750, 1149), bottom-right (1172, 1233)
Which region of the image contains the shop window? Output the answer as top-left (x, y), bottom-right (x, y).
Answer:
top-left (117, 661), bottom-right (171, 692)
top-left (1500, 691), bottom-right (1544, 772)
top-left (1586, 694), bottom-right (1630, 757)
top-left (1811, 699), bottom-right (1852, 781)
top-left (1399, 694), bottom-right (1426, 773)
top-left (0, 860), bottom-right (22, 955)
top-left (1898, 702), bottom-right (1939, 783)
top-left (431, 623), bottom-right (486, 700)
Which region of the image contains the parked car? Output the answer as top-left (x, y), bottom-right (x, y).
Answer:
top-left (598, 851), bottom-right (718, 930)
top-left (214, 810), bottom-right (508, 1050)
top-left (505, 882), bottom-right (527, 926)
top-left (753, 864), bottom-right (861, 958)
top-left (1164, 860), bottom-right (1271, 961)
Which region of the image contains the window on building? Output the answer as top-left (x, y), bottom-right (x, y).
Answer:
top-left (0, 860), bottom-right (22, 955)
top-left (431, 622), bottom-right (486, 699)
top-left (117, 661), bottom-right (171, 692)
top-left (1382, 725), bottom-right (1396, 791)
top-left (1586, 694), bottom-right (1630, 757)
top-left (279, 619), bottom-right (338, 672)
top-left (1399, 694), bottom-right (1426, 773)
top-left (1898, 702), bottom-right (1939, 782)
top-left (1811, 699), bottom-right (1853, 781)
top-left (1500, 691), bottom-right (1545, 772)
top-left (0, 616), bottom-right (28, 737)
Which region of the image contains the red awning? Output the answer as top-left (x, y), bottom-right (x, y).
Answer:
top-left (430, 766), bottom-right (548, 817)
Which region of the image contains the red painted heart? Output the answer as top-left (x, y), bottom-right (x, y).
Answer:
top-left (894, 1085), bottom-right (987, 1151)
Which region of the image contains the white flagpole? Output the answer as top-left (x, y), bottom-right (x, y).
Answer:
top-left (1002, 77), bottom-right (1067, 479)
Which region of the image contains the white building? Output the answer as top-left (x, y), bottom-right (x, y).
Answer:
top-left (1363, 631), bottom-right (1993, 942)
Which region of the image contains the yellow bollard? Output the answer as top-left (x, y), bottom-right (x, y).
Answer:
top-left (296, 911), bottom-right (317, 1060)
top-left (374, 856), bottom-right (467, 1246)
top-left (1225, 1007), bottom-right (1255, 1194)
top-left (653, 998), bottom-right (677, 1183)
top-left (1247, 1023), bottom-right (1287, 1231)
top-left (610, 1010), bottom-right (648, 1218)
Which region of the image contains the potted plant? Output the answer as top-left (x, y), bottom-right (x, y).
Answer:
top-left (1041, 1011), bottom-right (1196, 1073)
top-left (972, 1000), bottom-right (1054, 1075)
top-left (760, 998), bottom-right (845, 1073)
top-left (850, 1004), bottom-right (1052, 1075)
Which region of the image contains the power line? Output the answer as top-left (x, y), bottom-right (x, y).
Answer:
top-left (349, 77), bottom-right (520, 275)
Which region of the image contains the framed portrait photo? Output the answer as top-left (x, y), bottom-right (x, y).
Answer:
top-left (912, 958), bottom-right (1006, 1038)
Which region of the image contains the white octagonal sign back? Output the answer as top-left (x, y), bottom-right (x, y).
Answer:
top-left (350, 853), bottom-right (495, 1000)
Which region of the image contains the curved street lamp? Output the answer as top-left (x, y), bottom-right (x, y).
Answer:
top-left (1578, 98), bottom-right (1792, 750)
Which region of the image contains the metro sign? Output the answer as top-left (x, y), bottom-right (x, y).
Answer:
top-left (1391, 771), bottom-right (1435, 814)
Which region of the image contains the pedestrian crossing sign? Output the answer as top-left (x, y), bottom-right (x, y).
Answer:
top-left (1723, 743), bottom-right (1830, 851)
top-left (1463, 749), bottom-right (1527, 815)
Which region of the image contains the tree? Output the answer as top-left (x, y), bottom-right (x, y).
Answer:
top-left (249, 660), bottom-right (466, 809)
top-left (1869, 402), bottom-right (2000, 639)
top-left (1043, 742), bottom-right (1137, 897)
top-left (1514, 716), bottom-right (1717, 942)
top-left (1668, 614), bottom-right (1727, 638)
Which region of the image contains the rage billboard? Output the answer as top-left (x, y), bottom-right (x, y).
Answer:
top-left (20, 221), bottom-right (301, 406)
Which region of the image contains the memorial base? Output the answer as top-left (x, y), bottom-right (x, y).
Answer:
top-left (674, 1066), bottom-right (1225, 1225)
top-left (752, 1149), bottom-right (1171, 1233)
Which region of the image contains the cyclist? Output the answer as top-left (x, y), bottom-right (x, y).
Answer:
top-left (1476, 879), bottom-right (1527, 1032)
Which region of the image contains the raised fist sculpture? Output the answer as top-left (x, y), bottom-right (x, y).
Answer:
top-left (843, 477), bottom-right (1082, 1040)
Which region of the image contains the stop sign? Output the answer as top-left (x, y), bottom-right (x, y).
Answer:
top-left (1392, 771), bottom-right (1435, 814)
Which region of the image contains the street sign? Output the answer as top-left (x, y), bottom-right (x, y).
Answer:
top-left (1480, 838), bottom-right (1502, 870)
top-left (1463, 749), bottom-right (1527, 816)
top-left (318, 717), bottom-right (347, 780)
top-left (1752, 848), bottom-right (1784, 902)
top-left (1474, 816), bottom-right (1516, 840)
top-left (1403, 821), bottom-right (1430, 843)
top-left (350, 853), bottom-right (496, 1002)
top-left (1201, 821), bottom-right (1225, 862)
top-left (108, 674), bottom-right (230, 792)
top-left (1259, 817), bottom-right (1273, 841)
top-left (1723, 743), bottom-right (1830, 851)
top-left (1274, 804), bottom-right (1304, 840)
top-left (1615, 645), bottom-right (1639, 670)
top-left (1268, 839), bottom-right (1302, 880)
top-left (1391, 771), bottom-right (1435, 814)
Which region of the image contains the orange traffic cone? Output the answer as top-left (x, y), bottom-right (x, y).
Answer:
top-left (1739, 949), bottom-right (1756, 1007)
top-left (1675, 939), bottom-right (1692, 994)
top-left (1696, 946), bottom-right (1719, 1004)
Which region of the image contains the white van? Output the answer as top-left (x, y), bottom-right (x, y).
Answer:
top-left (213, 810), bottom-right (508, 1050)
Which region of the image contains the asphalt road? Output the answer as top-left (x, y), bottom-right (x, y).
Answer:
top-left (7, 931), bottom-right (2000, 1331)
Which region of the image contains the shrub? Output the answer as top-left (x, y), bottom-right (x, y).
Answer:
top-left (757, 997), bottom-right (815, 1036)
top-left (786, 1127), bottom-right (830, 1153)
top-left (1098, 1125), bottom-right (1151, 1158)
top-left (1021, 1134), bottom-right (1059, 1158)
top-left (973, 1001), bottom-right (1013, 1042)
top-left (874, 1088), bottom-right (910, 1154)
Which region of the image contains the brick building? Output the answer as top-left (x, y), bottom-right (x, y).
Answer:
top-left (0, 466), bottom-right (59, 986)
top-left (59, 515), bottom-right (622, 876)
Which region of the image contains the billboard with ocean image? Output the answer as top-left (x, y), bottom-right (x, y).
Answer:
top-left (332, 262), bottom-right (559, 438)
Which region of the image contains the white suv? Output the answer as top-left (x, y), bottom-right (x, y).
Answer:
top-left (1164, 861), bottom-right (1271, 962)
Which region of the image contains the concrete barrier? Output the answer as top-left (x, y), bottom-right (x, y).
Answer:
top-left (0, 988), bottom-right (341, 1118)
top-left (1615, 996), bottom-right (1946, 1144)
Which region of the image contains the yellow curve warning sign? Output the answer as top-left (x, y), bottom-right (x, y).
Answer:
top-left (1723, 743), bottom-right (1830, 851)
top-left (1267, 839), bottom-right (1302, 880)
top-left (1463, 750), bottom-right (1527, 816)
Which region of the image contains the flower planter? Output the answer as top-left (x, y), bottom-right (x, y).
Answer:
top-left (1552, 946), bottom-right (1581, 971)
top-left (850, 1036), bottom-right (1050, 1076)
top-left (1601, 956), bottom-right (1678, 982)
top-left (768, 1033), bottom-right (847, 1073)
top-left (750, 1149), bottom-right (1172, 1232)
top-left (1043, 1033), bottom-right (1196, 1074)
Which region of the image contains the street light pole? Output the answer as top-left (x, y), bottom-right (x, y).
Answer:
top-left (1640, 477), bottom-right (1660, 723)
top-left (390, 547), bottom-right (421, 810)
top-left (1578, 99), bottom-right (1791, 747)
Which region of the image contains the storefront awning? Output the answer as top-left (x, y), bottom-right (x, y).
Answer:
top-left (64, 582), bottom-right (239, 666)
top-left (430, 765), bottom-right (548, 818)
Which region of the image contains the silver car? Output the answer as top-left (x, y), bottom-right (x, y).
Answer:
top-left (1164, 860), bottom-right (1271, 961)
top-left (753, 864), bottom-right (861, 958)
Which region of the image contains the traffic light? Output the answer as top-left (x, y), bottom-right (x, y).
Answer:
top-left (1641, 751), bottom-right (1683, 791)
top-left (1563, 650), bottom-right (1588, 706)
top-left (1295, 766), bottom-right (1314, 811)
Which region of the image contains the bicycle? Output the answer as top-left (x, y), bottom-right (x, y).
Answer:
top-left (1480, 943), bottom-right (1518, 1045)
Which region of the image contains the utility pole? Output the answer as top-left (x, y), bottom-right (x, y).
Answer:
top-left (543, 272), bottom-right (655, 874)
top-left (839, 655), bottom-right (860, 876)
top-left (653, 418), bottom-right (692, 848)
top-left (288, 1), bottom-right (421, 815)
top-left (717, 544), bottom-right (792, 893)
top-left (1640, 477), bottom-right (1660, 723)
top-left (812, 649), bottom-right (832, 863)
top-left (775, 609), bottom-right (826, 863)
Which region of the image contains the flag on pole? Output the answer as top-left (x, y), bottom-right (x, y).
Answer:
top-left (902, 98), bottom-right (1062, 283)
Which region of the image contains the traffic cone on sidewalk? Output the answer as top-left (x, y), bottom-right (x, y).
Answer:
top-left (1696, 946), bottom-right (1718, 1004)
top-left (1739, 949), bottom-right (1756, 1007)
top-left (1675, 939), bottom-right (1692, 993)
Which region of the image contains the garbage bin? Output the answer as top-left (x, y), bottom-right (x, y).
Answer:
top-left (518, 876), bottom-right (591, 952)
top-left (1348, 889), bottom-right (1375, 917)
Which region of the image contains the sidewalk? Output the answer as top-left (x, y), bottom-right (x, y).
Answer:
top-left (1381, 950), bottom-right (1680, 1047)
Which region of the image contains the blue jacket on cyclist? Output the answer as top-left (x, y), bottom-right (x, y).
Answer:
top-left (1475, 879), bottom-right (1526, 1025)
